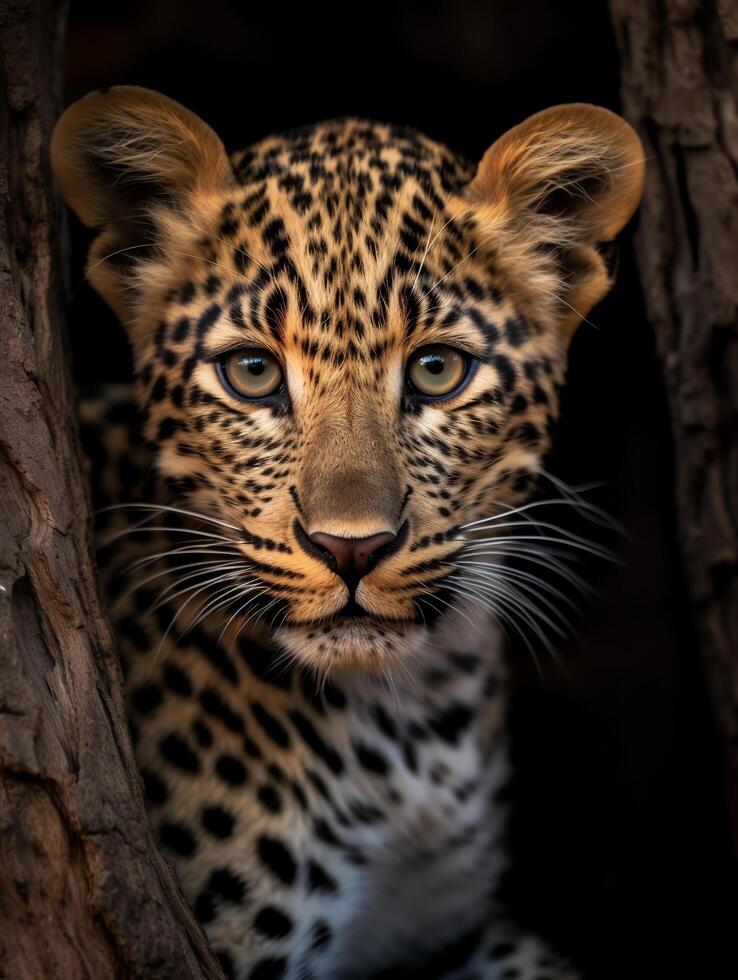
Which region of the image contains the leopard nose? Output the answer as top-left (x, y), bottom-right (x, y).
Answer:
top-left (308, 530), bottom-right (397, 582)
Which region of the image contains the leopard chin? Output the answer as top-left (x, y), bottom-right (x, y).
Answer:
top-left (274, 617), bottom-right (424, 673)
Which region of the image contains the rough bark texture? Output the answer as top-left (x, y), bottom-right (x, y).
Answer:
top-left (0, 2), bottom-right (223, 976)
top-left (609, 0), bottom-right (738, 843)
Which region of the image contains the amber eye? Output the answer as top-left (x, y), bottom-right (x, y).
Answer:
top-left (406, 345), bottom-right (470, 399)
top-left (219, 349), bottom-right (283, 400)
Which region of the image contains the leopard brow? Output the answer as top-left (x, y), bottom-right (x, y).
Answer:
top-left (414, 321), bottom-right (489, 360)
top-left (413, 297), bottom-right (493, 355)
top-left (201, 327), bottom-right (281, 360)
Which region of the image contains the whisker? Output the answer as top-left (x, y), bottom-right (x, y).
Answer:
top-left (417, 585), bottom-right (483, 638)
top-left (126, 543), bottom-right (241, 573)
top-left (102, 501), bottom-right (243, 533)
top-left (184, 579), bottom-right (263, 633)
top-left (452, 560), bottom-right (584, 614)
top-left (462, 532), bottom-right (615, 562)
top-left (123, 558), bottom-right (246, 601)
top-left (421, 243), bottom-right (480, 300)
top-left (538, 470), bottom-right (627, 535)
top-left (439, 579), bottom-right (545, 678)
top-left (453, 547), bottom-right (593, 595)
top-left (460, 496), bottom-right (616, 532)
top-left (105, 524), bottom-right (237, 546)
top-left (411, 207), bottom-right (457, 293)
top-left (452, 573), bottom-right (567, 644)
top-left (462, 515), bottom-right (613, 549)
top-left (147, 580), bottom-right (225, 673)
top-left (218, 586), bottom-right (271, 642)
top-left (164, 203), bottom-right (280, 289)
top-left (152, 568), bottom-right (244, 613)
top-left (456, 568), bottom-right (576, 636)
top-left (235, 595), bottom-right (283, 640)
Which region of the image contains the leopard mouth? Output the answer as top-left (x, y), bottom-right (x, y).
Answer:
top-left (324, 605), bottom-right (418, 637)
top-left (281, 601), bottom-right (413, 632)
top-left (280, 578), bottom-right (456, 631)
top-left (333, 597), bottom-right (368, 620)
top-left (329, 602), bottom-right (419, 633)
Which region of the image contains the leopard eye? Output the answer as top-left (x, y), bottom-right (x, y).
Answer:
top-left (218, 349), bottom-right (283, 400)
top-left (406, 345), bottom-right (470, 399)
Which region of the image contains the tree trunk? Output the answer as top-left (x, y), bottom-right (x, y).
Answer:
top-left (0, 2), bottom-right (222, 976)
top-left (609, 0), bottom-right (738, 844)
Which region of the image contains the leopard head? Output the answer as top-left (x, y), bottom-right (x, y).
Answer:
top-left (52, 87), bottom-right (643, 671)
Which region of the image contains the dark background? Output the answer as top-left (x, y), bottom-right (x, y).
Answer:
top-left (63, 2), bottom-right (738, 977)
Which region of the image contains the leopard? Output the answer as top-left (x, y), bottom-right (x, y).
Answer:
top-left (51, 86), bottom-right (643, 980)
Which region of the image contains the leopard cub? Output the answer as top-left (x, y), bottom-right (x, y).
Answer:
top-left (53, 86), bottom-right (643, 979)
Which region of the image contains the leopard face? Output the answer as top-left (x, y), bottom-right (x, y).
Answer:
top-left (53, 88), bottom-right (643, 671)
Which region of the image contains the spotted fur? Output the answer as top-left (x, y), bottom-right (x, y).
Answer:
top-left (56, 87), bottom-right (643, 979)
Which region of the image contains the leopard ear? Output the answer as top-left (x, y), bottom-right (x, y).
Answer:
top-left (468, 103), bottom-right (645, 334)
top-left (51, 86), bottom-right (234, 320)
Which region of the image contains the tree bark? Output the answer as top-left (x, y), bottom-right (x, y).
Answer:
top-left (0, 3), bottom-right (223, 976)
top-left (609, 0), bottom-right (738, 844)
